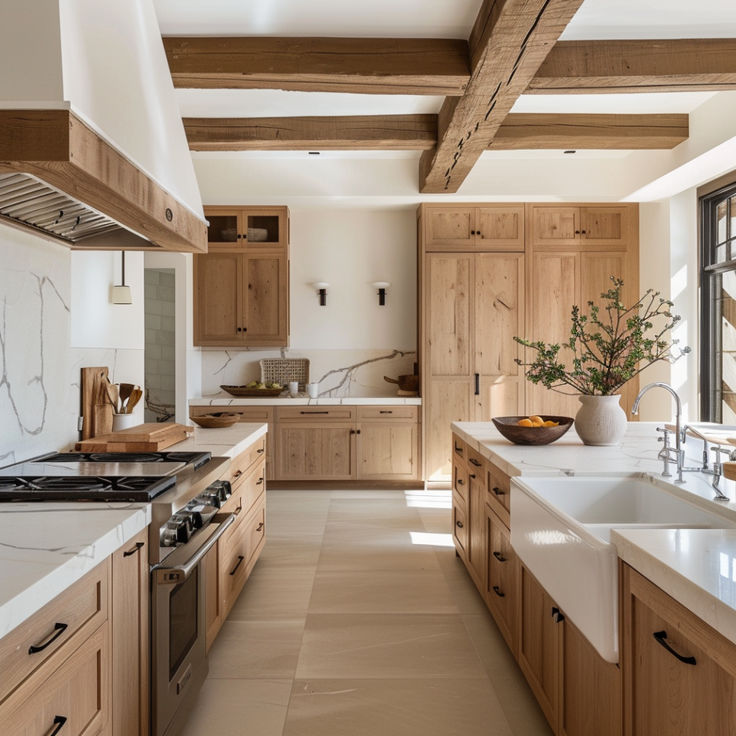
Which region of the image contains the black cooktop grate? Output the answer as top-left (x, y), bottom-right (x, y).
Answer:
top-left (0, 475), bottom-right (176, 502)
top-left (42, 450), bottom-right (211, 469)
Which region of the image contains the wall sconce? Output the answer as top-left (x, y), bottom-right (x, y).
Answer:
top-left (372, 281), bottom-right (390, 306)
top-left (110, 251), bottom-right (132, 305)
top-left (313, 282), bottom-right (329, 306)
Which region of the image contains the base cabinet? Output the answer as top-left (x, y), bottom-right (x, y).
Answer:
top-left (622, 564), bottom-right (736, 736)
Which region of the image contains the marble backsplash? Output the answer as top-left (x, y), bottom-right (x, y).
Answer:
top-left (200, 348), bottom-right (417, 398)
top-left (0, 227), bottom-right (144, 464)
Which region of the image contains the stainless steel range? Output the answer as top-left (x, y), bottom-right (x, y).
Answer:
top-left (0, 449), bottom-right (236, 736)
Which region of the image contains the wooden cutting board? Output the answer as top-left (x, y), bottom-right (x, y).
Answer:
top-left (664, 423), bottom-right (736, 447)
top-left (81, 367), bottom-right (113, 440)
top-left (74, 423), bottom-right (194, 452)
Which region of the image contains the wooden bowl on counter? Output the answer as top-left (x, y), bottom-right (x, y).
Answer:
top-left (492, 415), bottom-right (574, 445)
top-left (220, 385), bottom-right (283, 397)
top-left (190, 413), bottom-right (240, 429)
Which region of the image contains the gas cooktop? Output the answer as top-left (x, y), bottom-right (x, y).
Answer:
top-left (0, 475), bottom-right (176, 502)
top-left (40, 451), bottom-right (211, 469)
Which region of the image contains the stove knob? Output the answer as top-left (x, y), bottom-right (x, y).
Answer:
top-left (161, 527), bottom-right (179, 547)
top-left (190, 511), bottom-right (204, 529)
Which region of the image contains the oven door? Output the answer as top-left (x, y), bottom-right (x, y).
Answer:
top-left (151, 513), bottom-right (235, 736)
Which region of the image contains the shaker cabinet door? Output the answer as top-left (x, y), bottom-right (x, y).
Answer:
top-left (193, 252), bottom-right (243, 346)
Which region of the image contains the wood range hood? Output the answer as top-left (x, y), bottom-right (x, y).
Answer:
top-left (0, 108), bottom-right (207, 253)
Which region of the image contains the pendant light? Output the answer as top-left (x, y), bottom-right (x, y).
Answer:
top-left (111, 251), bottom-right (133, 304)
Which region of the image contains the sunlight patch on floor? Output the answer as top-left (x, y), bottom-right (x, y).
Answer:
top-left (409, 531), bottom-right (454, 547)
top-left (404, 490), bottom-right (452, 509)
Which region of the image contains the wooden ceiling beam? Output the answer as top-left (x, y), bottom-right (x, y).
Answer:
top-left (163, 36), bottom-right (470, 96)
top-left (492, 113), bottom-right (689, 149)
top-left (184, 115), bottom-right (437, 151)
top-left (528, 39), bottom-right (736, 94)
top-left (183, 113), bottom-right (687, 151)
top-left (419, 0), bottom-right (587, 193)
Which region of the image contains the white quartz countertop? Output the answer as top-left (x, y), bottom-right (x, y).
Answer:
top-left (0, 503), bottom-right (150, 638)
top-left (173, 422), bottom-right (268, 458)
top-left (613, 528), bottom-right (736, 647)
top-left (190, 395), bottom-right (421, 406)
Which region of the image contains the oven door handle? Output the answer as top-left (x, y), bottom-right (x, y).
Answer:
top-left (153, 513), bottom-right (236, 586)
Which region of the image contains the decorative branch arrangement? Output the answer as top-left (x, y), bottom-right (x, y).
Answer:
top-left (514, 276), bottom-right (690, 396)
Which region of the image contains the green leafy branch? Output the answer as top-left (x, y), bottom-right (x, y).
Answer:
top-left (514, 276), bottom-right (690, 396)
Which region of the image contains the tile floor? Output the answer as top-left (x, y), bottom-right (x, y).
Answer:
top-left (181, 489), bottom-right (551, 736)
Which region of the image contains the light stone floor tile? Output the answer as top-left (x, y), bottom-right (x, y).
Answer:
top-left (252, 536), bottom-right (324, 571)
top-left (180, 678), bottom-right (291, 736)
top-left (316, 542), bottom-right (442, 573)
top-left (283, 678), bottom-right (513, 736)
top-left (296, 613), bottom-right (487, 679)
top-left (228, 570), bottom-right (317, 620)
top-left (208, 619), bottom-right (305, 679)
top-left (462, 615), bottom-right (553, 736)
top-left (307, 569), bottom-right (459, 615)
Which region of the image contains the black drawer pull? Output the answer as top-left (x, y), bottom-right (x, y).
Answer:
top-left (257, 477), bottom-right (264, 485)
top-left (123, 541), bottom-right (144, 557)
top-left (256, 447), bottom-right (265, 454)
top-left (469, 458), bottom-right (481, 467)
top-left (469, 473), bottom-right (476, 479)
top-left (29, 622), bottom-right (68, 654)
top-left (256, 522), bottom-right (264, 532)
top-left (474, 372), bottom-right (480, 396)
top-left (233, 469), bottom-right (243, 479)
top-left (653, 630), bottom-right (696, 665)
top-left (379, 410), bottom-right (393, 414)
top-left (457, 478), bottom-right (464, 486)
top-left (45, 716), bottom-right (67, 736)
top-left (454, 444), bottom-right (463, 455)
top-left (551, 607), bottom-right (565, 623)
top-left (301, 410), bottom-right (329, 414)
top-left (234, 502), bottom-right (243, 516)
top-left (492, 586), bottom-right (505, 598)
top-left (229, 555), bottom-right (245, 576)
top-left (492, 551), bottom-right (507, 563)
top-left (456, 520), bottom-right (464, 529)
top-left (492, 486), bottom-right (505, 496)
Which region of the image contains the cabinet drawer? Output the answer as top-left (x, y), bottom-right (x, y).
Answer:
top-left (221, 458), bottom-right (265, 518)
top-left (452, 436), bottom-right (467, 462)
top-left (453, 461), bottom-right (469, 504)
top-left (0, 622), bottom-right (109, 736)
top-left (486, 508), bottom-right (516, 654)
top-left (0, 560), bottom-right (109, 704)
top-left (452, 493), bottom-right (468, 555)
top-left (220, 500), bottom-right (266, 614)
top-left (357, 406), bottom-right (418, 421)
top-left (229, 437), bottom-right (266, 489)
top-left (277, 406), bottom-right (356, 421)
top-left (486, 464), bottom-right (511, 526)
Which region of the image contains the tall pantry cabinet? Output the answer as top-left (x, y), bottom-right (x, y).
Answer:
top-left (418, 203), bottom-right (639, 482)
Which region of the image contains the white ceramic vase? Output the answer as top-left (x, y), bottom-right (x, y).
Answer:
top-left (574, 394), bottom-right (627, 446)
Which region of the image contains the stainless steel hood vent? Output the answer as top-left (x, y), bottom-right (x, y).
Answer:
top-left (0, 172), bottom-right (156, 248)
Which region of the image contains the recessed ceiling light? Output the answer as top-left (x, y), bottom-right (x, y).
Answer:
top-left (563, 150), bottom-right (577, 154)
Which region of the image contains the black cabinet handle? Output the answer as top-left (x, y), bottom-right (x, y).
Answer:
top-left (301, 411), bottom-right (329, 415)
top-left (256, 522), bottom-right (264, 532)
top-left (356, 429), bottom-right (361, 435)
top-left (456, 520), bottom-right (464, 529)
top-left (469, 473), bottom-right (476, 479)
top-left (551, 607), bottom-right (565, 623)
top-left (474, 373), bottom-right (480, 396)
top-left (492, 486), bottom-right (505, 496)
top-left (457, 478), bottom-right (464, 486)
top-left (581, 229), bottom-right (587, 235)
top-left (471, 229), bottom-right (476, 235)
top-left (493, 551), bottom-right (507, 563)
top-left (379, 410), bottom-right (393, 414)
top-left (234, 501), bottom-right (243, 516)
top-left (469, 458), bottom-right (481, 467)
top-left (653, 630), bottom-right (696, 665)
top-left (492, 586), bottom-right (505, 598)
top-left (574, 229), bottom-right (580, 235)
top-left (123, 541), bottom-right (144, 557)
top-left (256, 477), bottom-right (264, 485)
top-left (233, 470), bottom-right (243, 479)
top-left (28, 622), bottom-right (68, 654)
top-left (45, 716), bottom-right (67, 736)
top-left (256, 447), bottom-right (265, 454)
top-left (230, 555), bottom-right (245, 576)
top-left (454, 444), bottom-right (463, 455)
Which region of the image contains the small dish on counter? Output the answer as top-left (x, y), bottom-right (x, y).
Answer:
top-left (220, 385), bottom-right (283, 397)
top-left (492, 415), bottom-right (573, 445)
top-left (190, 413), bottom-right (240, 428)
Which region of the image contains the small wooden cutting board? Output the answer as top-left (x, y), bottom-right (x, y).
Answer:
top-left (74, 422), bottom-right (194, 452)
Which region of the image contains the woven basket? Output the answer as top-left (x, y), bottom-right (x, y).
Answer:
top-left (260, 358), bottom-right (310, 390)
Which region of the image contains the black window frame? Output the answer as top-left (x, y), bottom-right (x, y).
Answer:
top-left (700, 180), bottom-right (736, 421)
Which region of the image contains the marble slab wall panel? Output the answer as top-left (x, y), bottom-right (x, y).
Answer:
top-left (0, 231), bottom-right (74, 464)
top-left (200, 348), bottom-right (417, 398)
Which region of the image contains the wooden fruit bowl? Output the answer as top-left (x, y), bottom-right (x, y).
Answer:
top-left (492, 415), bottom-right (574, 445)
top-left (190, 413), bottom-right (240, 428)
top-left (220, 385), bottom-right (283, 397)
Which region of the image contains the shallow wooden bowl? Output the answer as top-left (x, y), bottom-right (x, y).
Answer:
top-left (492, 415), bottom-right (574, 445)
top-left (220, 385), bottom-right (283, 397)
top-left (190, 413), bottom-right (240, 429)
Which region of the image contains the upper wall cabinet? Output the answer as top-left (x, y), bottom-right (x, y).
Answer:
top-left (424, 204), bottom-right (525, 251)
top-left (528, 204), bottom-right (636, 249)
top-left (205, 206), bottom-right (288, 250)
top-left (194, 206), bottom-right (290, 347)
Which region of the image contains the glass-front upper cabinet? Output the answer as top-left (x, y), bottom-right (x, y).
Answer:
top-left (204, 207), bottom-right (288, 250)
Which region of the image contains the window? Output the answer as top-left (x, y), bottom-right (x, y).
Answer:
top-left (701, 183), bottom-right (736, 422)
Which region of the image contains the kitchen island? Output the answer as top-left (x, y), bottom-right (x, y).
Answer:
top-left (452, 420), bottom-right (736, 736)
